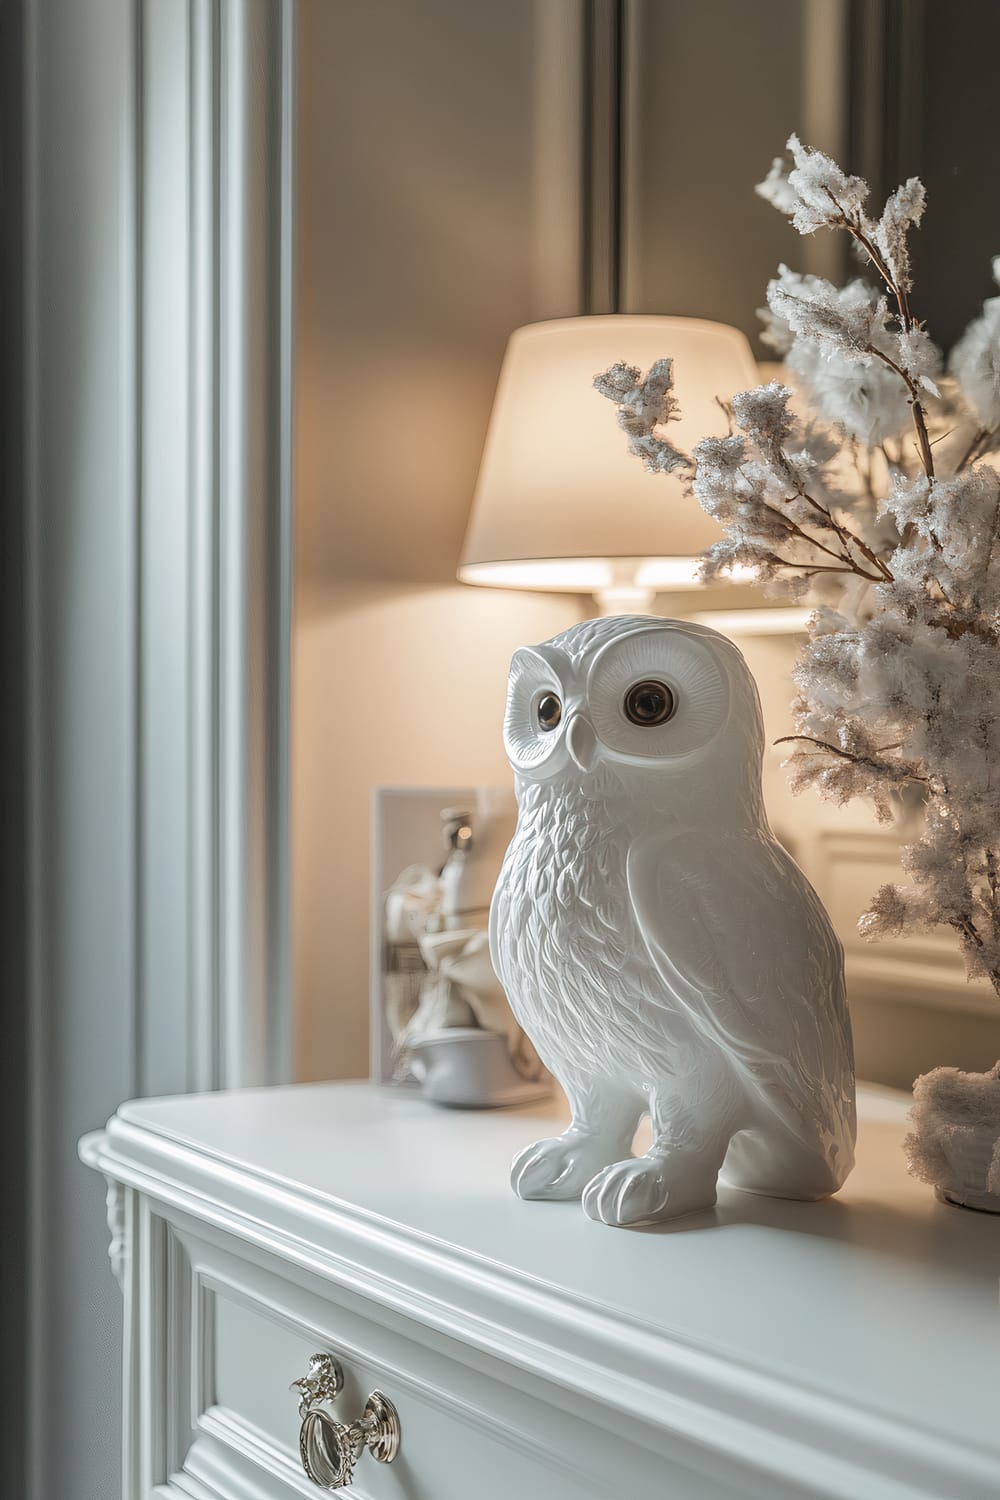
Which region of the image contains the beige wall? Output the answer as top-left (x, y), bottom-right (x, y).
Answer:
top-left (291, 0), bottom-right (586, 1081)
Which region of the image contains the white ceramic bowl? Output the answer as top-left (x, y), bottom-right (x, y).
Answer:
top-left (407, 1028), bottom-right (552, 1109)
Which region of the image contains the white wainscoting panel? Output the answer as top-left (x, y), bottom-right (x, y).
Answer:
top-left (815, 829), bottom-right (998, 1018)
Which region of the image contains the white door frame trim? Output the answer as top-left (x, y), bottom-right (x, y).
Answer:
top-left (137, 0), bottom-right (295, 1095)
top-left (24, 2), bottom-right (295, 1496)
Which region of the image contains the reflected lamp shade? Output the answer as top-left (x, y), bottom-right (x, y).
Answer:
top-left (459, 316), bottom-right (759, 613)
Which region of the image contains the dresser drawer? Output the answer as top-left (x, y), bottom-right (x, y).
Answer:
top-left (211, 1287), bottom-right (598, 1499)
top-left (156, 1213), bottom-right (747, 1500)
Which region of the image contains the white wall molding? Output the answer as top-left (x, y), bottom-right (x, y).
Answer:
top-left (24, 2), bottom-right (295, 1496)
top-left (140, 0), bottom-right (295, 1093)
top-left (215, 0), bottom-right (295, 1088)
top-left (813, 828), bottom-right (999, 1018)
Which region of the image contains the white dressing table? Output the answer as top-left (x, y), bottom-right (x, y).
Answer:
top-left (81, 1083), bottom-right (999, 1499)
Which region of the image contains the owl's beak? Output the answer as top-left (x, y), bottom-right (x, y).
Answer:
top-left (566, 712), bottom-right (598, 772)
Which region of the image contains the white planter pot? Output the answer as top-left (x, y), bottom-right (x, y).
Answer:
top-left (904, 1063), bottom-right (1000, 1213)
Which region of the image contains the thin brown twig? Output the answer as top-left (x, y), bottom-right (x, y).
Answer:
top-left (785, 475), bottom-right (894, 580)
top-left (859, 444), bottom-right (880, 507)
top-left (757, 488), bottom-right (889, 582)
top-left (955, 426), bottom-right (993, 472)
top-left (773, 734), bottom-right (930, 784)
top-left (770, 508), bottom-right (853, 564)
top-left (951, 914), bottom-right (984, 948)
top-left (949, 914), bottom-right (1000, 996)
top-left (986, 851), bottom-right (1000, 938)
top-left (865, 344), bottom-right (936, 479)
top-left (750, 487), bottom-right (887, 581)
top-left (795, 562), bottom-right (883, 579)
top-left (714, 395), bottom-right (734, 434)
top-left (821, 187), bottom-right (914, 328)
top-left (930, 575), bottom-right (956, 608)
top-left (927, 613), bottom-right (997, 644)
top-left (851, 222), bottom-right (913, 327)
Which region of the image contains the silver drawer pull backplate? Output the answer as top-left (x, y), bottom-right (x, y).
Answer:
top-left (291, 1352), bottom-right (401, 1490)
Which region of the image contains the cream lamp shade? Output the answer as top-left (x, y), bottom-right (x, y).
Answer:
top-left (459, 315), bottom-right (759, 614)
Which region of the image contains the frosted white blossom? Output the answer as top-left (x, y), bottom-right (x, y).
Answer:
top-left (949, 260), bottom-right (1000, 430)
top-left (878, 470), bottom-right (931, 535)
top-left (757, 300), bottom-right (795, 357)
top-left (810, 604), bottom-right (852, 637)
top-left (881, 465), bottom-right (1000, 610)
top-left (858, 883), bottom-right (911, 939)
top-left (618, 358), bottom-right (678, 428)
top-left (730, 382), bottom-right (794, 450)
top-left (873, 178), bottom-right (926, 293)
top-left (757, 134), bottom-right (870, 236)
top-left (790, 339), bottom-right (912, 445)
top-left (762, 267), bottom-right (941, 445)
top-left (694, 433), bottom-right (745, 471)
top-left (767, 267), bottom-right (888, 359)
top-left (592, 361), bottom-right (642, 402)
top-left (897, 328), bottom-right (940, 395)
top-left (755, 155), bottom-right (800, 217)
top-left (592, 358), bottom-right (689, 475)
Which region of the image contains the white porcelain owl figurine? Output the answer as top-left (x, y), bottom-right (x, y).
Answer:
top-left (490, 616), bottom-right (856, 1226)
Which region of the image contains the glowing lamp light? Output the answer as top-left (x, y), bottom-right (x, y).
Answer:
top-left (459, 315), bottom-right (760, 615)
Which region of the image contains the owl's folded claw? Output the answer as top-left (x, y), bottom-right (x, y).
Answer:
top-left (511, 1132), bottom-right (622, 1201)
top-left (582, 1153), bottom-right (718, 1226)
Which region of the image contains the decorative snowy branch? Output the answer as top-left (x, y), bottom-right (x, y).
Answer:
top-left (594, 136), bottom-right (1000, 1000)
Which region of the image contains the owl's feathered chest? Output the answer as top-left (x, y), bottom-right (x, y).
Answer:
top-left (493, 779), bottom-right (681, 1077)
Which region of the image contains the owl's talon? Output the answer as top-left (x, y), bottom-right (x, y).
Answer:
top-left (511, 1133), bottom-right (623, 1201)
top-left (582, 1154), bottom-right (718, 1226)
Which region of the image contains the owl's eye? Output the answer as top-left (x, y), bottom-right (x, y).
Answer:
top-left (623, 679), bottom-right (675, 727)
top-left (536, 692), bottom-right (562, 731)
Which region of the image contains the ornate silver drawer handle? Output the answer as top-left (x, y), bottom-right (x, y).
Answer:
top-left (291, 1352), bottom-right (401, 1490)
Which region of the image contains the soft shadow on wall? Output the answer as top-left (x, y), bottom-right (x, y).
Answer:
top-left (293, 582), bottom-right (581, 1083)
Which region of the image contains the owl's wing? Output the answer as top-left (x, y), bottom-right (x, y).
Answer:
top-left (626, 827), bottom-right (854, 1156)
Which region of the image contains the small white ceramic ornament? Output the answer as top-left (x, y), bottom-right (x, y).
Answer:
top-left (490, 616), bottom-right (856, 1225)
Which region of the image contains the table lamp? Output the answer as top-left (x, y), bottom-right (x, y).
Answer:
top-left (459, 315), bottom-right (759, 615)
